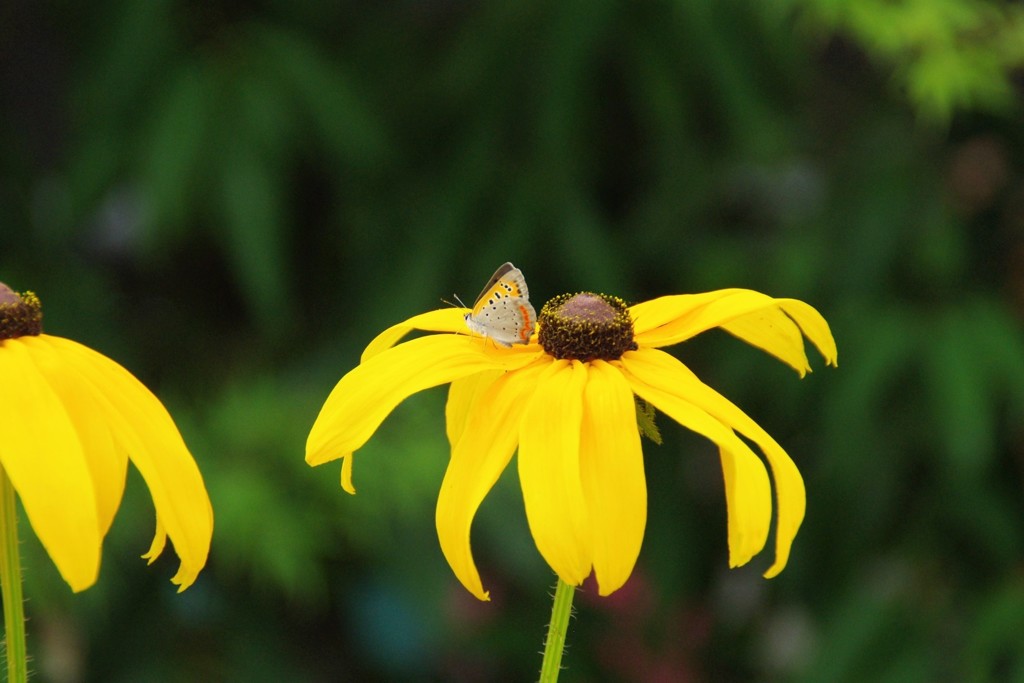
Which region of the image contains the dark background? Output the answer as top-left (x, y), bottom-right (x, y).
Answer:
top-left (3, 1), bottom-right (1024, 681)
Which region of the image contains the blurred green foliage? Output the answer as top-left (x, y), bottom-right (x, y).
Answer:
top-left (3, 0), bottom-right (1024, 681)
top-left (786, 0), bottom-right (1024, 121)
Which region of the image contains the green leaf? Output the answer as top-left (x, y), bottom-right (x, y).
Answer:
top-left (907, 45), bottom-right (1013, 122)
top-left (635, 397), bottom-right (662, 445)
top-left (216, 128), bottom-right (291, 332)
top-left (138, 59), bottom-right (214, 246)
top-left (248, 23), bottom-right (389, 167)
top-left (969, 298), bottom-right (1024, 419)
top-left (921, 305), bottom-right (994, 479)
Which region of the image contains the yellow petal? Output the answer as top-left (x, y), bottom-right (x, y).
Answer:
top-left (20, 337), bottom-right (128, 538)
top-left (41, 336), bottom-right (213, 592)
top-left (0, 339), bottom-right (101, 592)
top-left (631, 290), bottom-right (836, 376)
top-left (445, 370), bottom-right (503, 448)
top-left (340, 452), bottom-right (355, 494)
top-left (579, 361), bottom-right (646, 596)
top-left (621, 348), bottom-right (804, 577)
top-left (361, 308), bottom-right (472, 362)
top-left (619, 351), bottom-right (772, 569)
top-left (142, 518), bottom-right (167, 564)
top-left (307, 334), bottom-right (541, 469)
top-left (435, 361), bottom-right (548, 600)
top-left (777, 298), bottom-right (838, 367)
top-left (719, 297), bottom-right (838, 376)
top-left (518, 360), bottom-right (592, 586)
top-left (720, 306), bottom-right (812, 376)
top-left (630, 289), bottom-right (774, 344)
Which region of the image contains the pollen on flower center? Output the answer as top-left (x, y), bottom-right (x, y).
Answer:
top-left (0, 282), bottom-right (43, 340)
top-left (538, 292), bottom-right (637, 361)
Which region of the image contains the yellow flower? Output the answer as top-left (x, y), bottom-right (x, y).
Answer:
top-left (307, 283), bottom-right (836, 601)
top-left (0, 285), bottom-right (213, 592)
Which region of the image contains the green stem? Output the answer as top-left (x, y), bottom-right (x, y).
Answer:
top-left (0, 467), bottom-right (26, 683)
top-left (539, 577), bottom-right (575, 683)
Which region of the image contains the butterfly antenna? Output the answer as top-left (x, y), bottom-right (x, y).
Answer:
top-left (442, 294), bottom-right (468, 309)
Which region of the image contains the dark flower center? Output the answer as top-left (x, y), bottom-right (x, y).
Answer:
top-left (538, 292), bottom-right (637, 361)
top-left (0, 283), bottom-right (43, 340)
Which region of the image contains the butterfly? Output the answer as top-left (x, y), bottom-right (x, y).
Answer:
top-left (463, 262), bottom-right (537, 346)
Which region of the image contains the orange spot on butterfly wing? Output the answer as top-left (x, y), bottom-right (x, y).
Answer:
top-left (517, 302), bottom-right (535, 341)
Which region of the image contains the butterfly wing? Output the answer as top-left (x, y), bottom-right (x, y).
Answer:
top-left (465, 263), bottom-right (536, 346)
top-left (471, 262), bottom-right (529, 307)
